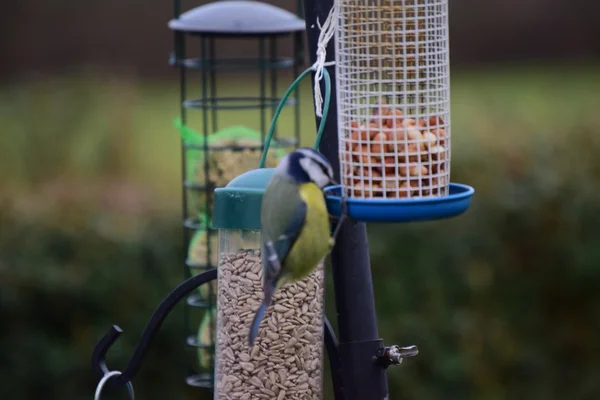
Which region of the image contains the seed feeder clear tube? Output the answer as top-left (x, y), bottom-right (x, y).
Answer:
top-left (212, 168), bottom-right (325, 400)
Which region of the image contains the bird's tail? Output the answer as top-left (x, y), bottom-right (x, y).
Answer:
top-left (248, 302), bottom-right (267, 347)
top-left (248, 280), bottom-right (277, 347)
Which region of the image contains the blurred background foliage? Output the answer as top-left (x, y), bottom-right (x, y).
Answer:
top-left (2, 1), bottom-right (600, 399)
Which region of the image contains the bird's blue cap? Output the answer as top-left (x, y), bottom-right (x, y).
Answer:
top-left (212, 168), bottom-right (275, 231)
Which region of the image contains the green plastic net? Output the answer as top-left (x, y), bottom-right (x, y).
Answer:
top-left (186, 213), bottom-right (218, 299)
top-left (176, 119), bottom-right (287, 218)
top-left (196, 307), bottom-right (216, 371)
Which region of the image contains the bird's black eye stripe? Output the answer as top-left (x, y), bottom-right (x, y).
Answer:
top-left (315, 160), bottom-right (333, 179)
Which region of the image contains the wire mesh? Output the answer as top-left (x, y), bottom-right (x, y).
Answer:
top-left (336, 0), bottom-right (451, 200)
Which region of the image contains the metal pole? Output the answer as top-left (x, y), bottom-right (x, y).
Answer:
top-left (302, 1), bottom-right (389, 399)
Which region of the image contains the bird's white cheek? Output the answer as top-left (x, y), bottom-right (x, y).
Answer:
top-left (316, 175), bottom-right (330, 188)
top-left (300, 158), bottom-right (331, 188)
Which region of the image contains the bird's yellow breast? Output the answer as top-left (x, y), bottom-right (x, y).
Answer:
top-left (283, 182), bottom-right (330, 282)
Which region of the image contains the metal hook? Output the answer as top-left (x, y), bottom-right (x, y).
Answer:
top-left (91, 262), bottom-right (346, 398)
top-left (94, 371), bottom-right (134, 400)
top-left (91, 268), bottom-right (218, 388)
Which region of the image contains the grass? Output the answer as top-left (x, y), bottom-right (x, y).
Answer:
top-left (1, 62), bottom-right (600, 213)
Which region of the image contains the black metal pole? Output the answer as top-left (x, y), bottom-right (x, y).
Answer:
top-left (302, 1), bottom-right (389, 399)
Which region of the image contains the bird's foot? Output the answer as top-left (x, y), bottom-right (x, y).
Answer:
top-left (329, 193), bottom-right (348, 248)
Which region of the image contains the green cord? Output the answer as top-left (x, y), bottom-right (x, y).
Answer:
top-left (258, 66), bottom-right (332, 168)
top-left (314, 68), bottom-right (331, 151)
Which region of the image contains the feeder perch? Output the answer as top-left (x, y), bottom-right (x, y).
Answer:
top-left (212, 169), bottom-right (326, 399)
top-left (326, 0), bottom-right (473, 222)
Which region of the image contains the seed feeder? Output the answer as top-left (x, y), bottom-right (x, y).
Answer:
top-left (211, 168), bottom-right (326, 399)
top-left (324, 0), bottom-right (474, 222)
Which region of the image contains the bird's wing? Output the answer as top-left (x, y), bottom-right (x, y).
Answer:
top-left (260, 177), bottom-right (307, 287)
top-left (262, 200), bottom-right (306, 287)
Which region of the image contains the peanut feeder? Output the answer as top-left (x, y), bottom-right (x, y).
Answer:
top-left (335, 0), bottom-right (451, 200)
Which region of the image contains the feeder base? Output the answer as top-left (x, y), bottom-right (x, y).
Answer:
top-left (324, 183), bottom-right (474, 223)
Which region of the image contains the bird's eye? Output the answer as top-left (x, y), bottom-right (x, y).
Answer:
top-left (320, 165), bottom-right (334, 182)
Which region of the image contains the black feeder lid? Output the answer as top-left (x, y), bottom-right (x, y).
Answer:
top-left (168, 0), bottom-right (306, 35)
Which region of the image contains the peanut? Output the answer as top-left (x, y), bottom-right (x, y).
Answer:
top-left (357, 144), bottom-right (371, 164)
top-left (383, 156), bottom-right (396, 175)
top-left (361, 167), bottom-right (382, 180)
top-left (371, 132), bottom-right (387, 154)
top-left (351, 123), bottom-right (378, 142)
top-left (432, 128), bottom-right (446, 146)
top-left (399, 163), bottom-right (428, 177)
top-left (403, 118), bottom-right (417, 128)
top-left (410, 164), bottom-right (428, 177)
top-left (422, 131), bottom-right (437, 149)
top-left (352, 180), bottom-right (366, 197)
top-left (428, 115), bottom-right (445, 127)
top-left (404, 143), bottom-right (421, 163)
top-left (432, 175), bottom-right (448, 187)
top-left (374, 102), bottom-right (393, 128)
top-left (390, 108), bottom-right (404, 128)
top-left (406, 128), bottom-right (423, 142)
top-left (381, 106), bottom-right (393, 128)
top-left (344, 110), bottom-right (449, 199)
top-left (421, 178), bottom-right (432, 195)
top-left (342, 149), bottom-right (354, 164)
top-left (392, 128), bottom-right (408, 143)
top-left (398, 181), bottom-right (413, 198)
top-left (429, 145), bottom-right (446, 161)
top-left (350, 128), bottom-right (368, 142)
top-left (429, 176), bottom-right (449, 195)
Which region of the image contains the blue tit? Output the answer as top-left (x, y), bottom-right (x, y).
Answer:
top-left (248, 147), bottom-right (347, 347)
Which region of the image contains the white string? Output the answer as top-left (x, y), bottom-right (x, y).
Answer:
top-left (311, 0), bottom-right (339, 118)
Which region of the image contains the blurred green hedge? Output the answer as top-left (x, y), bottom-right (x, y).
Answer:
top-left (3, 122), bottom-right (600, 400)
top-left (0, 199), bottom-right (191, 399)
top-left (368, 124), bottom-right (600, 400)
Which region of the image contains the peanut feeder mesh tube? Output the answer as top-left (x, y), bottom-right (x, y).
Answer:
top-left (335, 0), bottom-right (451, 199)
top-left (212, 169), bottom-right (325, 400)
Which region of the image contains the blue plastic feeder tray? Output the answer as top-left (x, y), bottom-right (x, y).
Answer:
top-left (324, 183), bottom-right (475, 223)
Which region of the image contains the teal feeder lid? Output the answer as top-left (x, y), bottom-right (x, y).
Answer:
top-left (212, 168), bottom-right (275, 230)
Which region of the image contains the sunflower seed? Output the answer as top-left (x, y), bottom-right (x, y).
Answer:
top-left (215, 249), bottom-right (325, 399)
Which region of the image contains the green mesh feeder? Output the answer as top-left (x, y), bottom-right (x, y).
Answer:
top-left (169, 0), bottom-right (305, 390)
top-left (176, 119), bottom-right (288, 167)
